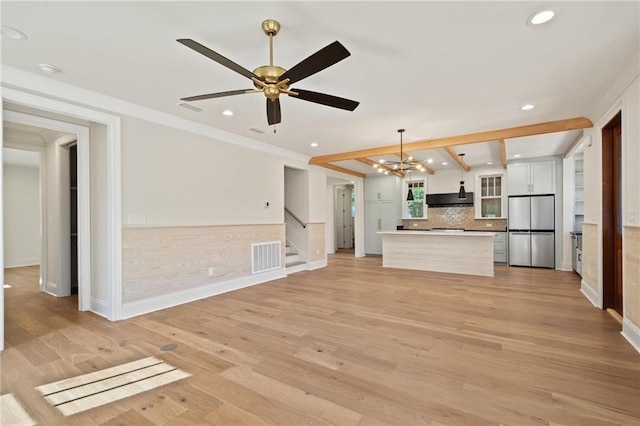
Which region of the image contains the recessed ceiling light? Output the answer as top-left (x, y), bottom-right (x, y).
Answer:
top-left (426, 158), bottom-right (433, 164)
top-left (528, 10), bottom-right (556, 25)
top-left (1, 26), bottom-right (27, 40)
top-left (513, 154), bottom-right (521, 158)
top-left (310, 142), bottom-right (318, 147)
top-left (487, 161), bottom-right (493, 165)
top-left (521, 104), bottom-right (535, 111)
top-left (222, 109), bottom-right (234, 116)
top-left (3, 284), bottom-right (11, 288)
top-left (38, 63), bottom-right (60, 75)
top-left (442, 162), bottom-right (448, 166)
top-left (378, 159), bottom-right (385, 164)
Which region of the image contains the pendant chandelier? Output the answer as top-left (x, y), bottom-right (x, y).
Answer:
top-left (458, 153), bottom-right (466, 199)
top-left (373, 129), bottom-right (427, 200)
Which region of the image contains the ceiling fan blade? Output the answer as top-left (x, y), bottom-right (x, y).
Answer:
top-left (181, 89), bottom-right (260, 102)
top-left (279, 41), bottom-right (350, 85)
top-left (266, 98), bottom-right (281, 125)
top-left (290, 89), bottom-right (359, 111)
top-left (177, 39), bottom-right (259, 80)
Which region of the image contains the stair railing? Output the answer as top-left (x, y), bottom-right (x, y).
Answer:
top-left (284, 207), bottom-right (307, 228)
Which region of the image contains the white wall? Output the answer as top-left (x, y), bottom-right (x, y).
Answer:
top-left (122, 117), bottom-right (285, 226)
top-left (3, 164), bottom-right (40, 267)
top-left (284, 167), bottom-right (309, 222)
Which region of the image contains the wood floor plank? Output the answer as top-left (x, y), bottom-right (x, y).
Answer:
top-left (2, 254), bottom-right (639, 425)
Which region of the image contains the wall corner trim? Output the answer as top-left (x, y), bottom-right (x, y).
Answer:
top-left (622, 318), bottom-right (640, 354)
top-left (580, 280), bottom-right (600, 308)
top-left (119, 269), bottom-right (287, 320)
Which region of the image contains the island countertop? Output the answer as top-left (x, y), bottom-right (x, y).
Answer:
top-left (379, 231), bottom-right (496, 237)
top-left (379, 230), bottom-right (494, 277)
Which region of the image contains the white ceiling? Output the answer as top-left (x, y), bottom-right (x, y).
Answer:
top-left (2, 2), bottom-right (638, 175)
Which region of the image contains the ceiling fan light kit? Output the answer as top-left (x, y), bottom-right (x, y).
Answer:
top-left (178, 19), bottom-right (359, 125)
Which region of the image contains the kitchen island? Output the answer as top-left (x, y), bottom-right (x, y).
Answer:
top-left (379, 231), bottom-right (495, 277)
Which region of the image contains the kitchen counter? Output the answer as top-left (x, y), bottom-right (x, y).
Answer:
top-left (379, 231), bottom-right (494, 277)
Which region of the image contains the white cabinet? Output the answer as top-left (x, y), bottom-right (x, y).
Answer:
top-left (364, 200), bottom-right (395, 254)
top-left (365, 176), bottom-right (396, 201)
top-left (493, 232), bottom-right (507, 263)
top-left (507, 160), bottom-right (556, 195)
top-left (574, 153), bottom-right (584, 232)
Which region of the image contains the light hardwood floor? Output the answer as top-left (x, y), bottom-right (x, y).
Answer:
top-left (2, 255), bottom-right (639, 425)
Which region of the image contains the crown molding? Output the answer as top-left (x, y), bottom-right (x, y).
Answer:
top-left (1, 66), bottom-right (309, 164)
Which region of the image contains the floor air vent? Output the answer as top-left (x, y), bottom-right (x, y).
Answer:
top-left (252, 241), bottom-right (281, 273)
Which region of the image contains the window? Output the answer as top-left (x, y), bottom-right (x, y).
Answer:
top-left (479, 174), bottom-right (503, 218)
top-left (405, 180), bottom-right (426, 219)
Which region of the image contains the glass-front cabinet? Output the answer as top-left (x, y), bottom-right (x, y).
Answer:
top-left (475, 172), bottom-right (506, 218)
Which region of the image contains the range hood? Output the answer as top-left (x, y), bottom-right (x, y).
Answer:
top-left (426, 192), bottom-right (474, 207)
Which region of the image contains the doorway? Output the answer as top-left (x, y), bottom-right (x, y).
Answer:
top-left (602, 112), bottom-right (623, 316)
top-left (335, 186), bottom-right (354, 249)
top-left (3, 111), bottom-right (90, 309)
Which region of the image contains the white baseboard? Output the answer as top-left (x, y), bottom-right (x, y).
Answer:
top-left (308, 259), bottom-right (327, 271)
top-left (580, 280), bottom-right (599, 308)
top-left (91, 297), bottom-right (110, 319)
top-left (4, 258), bottom-right (40, 268)
top-left (622, 318), bottom-right (640, 354)
top-left (120, 268), bottom-right (287, 320)
top-left (286, 263), bottom-right (307, 274)
top-left (46, 280), bottom-right (58, 294)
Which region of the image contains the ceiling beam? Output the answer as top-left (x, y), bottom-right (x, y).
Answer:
top-left (444, 146), bottom-right (470, 172)
top-left (308, 117), bottom-right (593, 165)
top-left (315, 163), bottom-right (366, 178)
top-left (499, 139), bottom-right (507, 169)
top-left (400, 153), bottom-right (435, 175)
top-left (355, 158), bottom-right (404, 177)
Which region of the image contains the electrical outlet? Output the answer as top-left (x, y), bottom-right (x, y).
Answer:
top-left (486, 223), bottom-right (492, 227)
top-left (208, 267), bottom-right (215, 276)
top-left (630, 210), bottom-right (636, 223)
top-left (413, 223), bottom-right (418, 227)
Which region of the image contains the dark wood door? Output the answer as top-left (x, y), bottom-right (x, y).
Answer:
top-left (602, 112), bottom-right (623, 316)
top-left (613, 123), bottom-right (623, 314)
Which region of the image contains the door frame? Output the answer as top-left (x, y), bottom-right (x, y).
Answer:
top-left (1, 88), bottom-right (122, 352)
top-left (4, 110), bottom-right (91, 307)
top-left (601, 111), bottom-right (623, 315)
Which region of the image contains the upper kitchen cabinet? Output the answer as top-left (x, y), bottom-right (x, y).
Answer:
top-left (507, 159), bottom-right (556, 195)
top-left (365, 175), bottom-right (396, 201)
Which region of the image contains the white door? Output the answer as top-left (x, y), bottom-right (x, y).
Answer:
top-left (336, 188), bottom-right (347, 249)
top-left (531, 161), bottom-right (556, 194)
top-left (364, 202), bottom-right (379, 254)
top-left (507, 163), bottom-right (531, 195)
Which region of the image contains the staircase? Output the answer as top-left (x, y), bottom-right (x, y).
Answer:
top-left (285, 243), bottom-right (306, 273)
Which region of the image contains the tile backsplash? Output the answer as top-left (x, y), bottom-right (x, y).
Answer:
top-left (403, 206), bottom-right (507, 231)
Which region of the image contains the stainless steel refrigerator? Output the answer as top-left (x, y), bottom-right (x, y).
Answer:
top-left (508, 194), bottom-right (555, 268)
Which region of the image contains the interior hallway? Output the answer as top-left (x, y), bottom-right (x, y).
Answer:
top-left (1, 255), bottom-right (639, 425)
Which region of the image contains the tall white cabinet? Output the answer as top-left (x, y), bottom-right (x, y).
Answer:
top-left (364, 176), bottom-right (397, 255)
top-left (507, 160), bottom-right (556, 195)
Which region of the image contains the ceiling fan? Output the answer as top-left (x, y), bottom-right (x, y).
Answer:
top-left (178, 19), bottom-right (359, 125)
